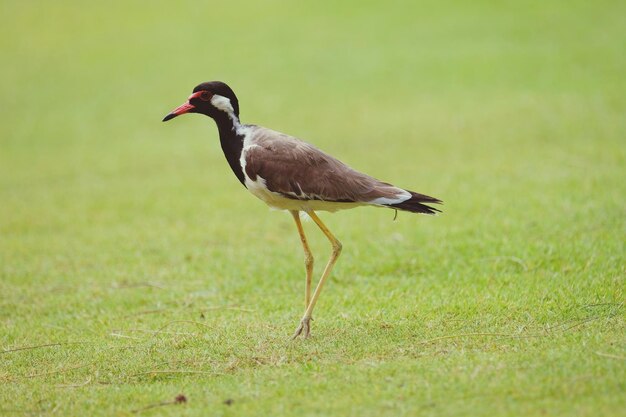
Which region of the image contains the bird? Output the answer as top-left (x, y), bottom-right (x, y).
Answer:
top-left (163, 81), bottom-right (441, 339)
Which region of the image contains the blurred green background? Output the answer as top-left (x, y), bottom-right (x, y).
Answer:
top-left (1, 1), bottom-right (624, 416)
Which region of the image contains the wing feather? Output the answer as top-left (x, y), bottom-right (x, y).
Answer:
top-left (244, 127), bottom-right (407, 204)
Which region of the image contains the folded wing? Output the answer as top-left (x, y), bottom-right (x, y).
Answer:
top-left (244, 127), bottom-right (441, 214)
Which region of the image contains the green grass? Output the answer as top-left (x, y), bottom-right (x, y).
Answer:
top-left (1, 0), bottom-right (625, 415)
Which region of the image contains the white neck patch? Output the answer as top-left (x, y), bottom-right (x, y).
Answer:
top-left (211, 94), bottom-right (235, 115)
top-left (211, 94), bottom-right (246, 135)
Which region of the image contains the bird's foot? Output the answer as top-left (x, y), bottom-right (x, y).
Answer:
top-left (291, 316), bottom-right (312, 339)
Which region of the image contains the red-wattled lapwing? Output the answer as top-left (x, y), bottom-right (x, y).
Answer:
top-left (163, 81), bottom-right (441, 339)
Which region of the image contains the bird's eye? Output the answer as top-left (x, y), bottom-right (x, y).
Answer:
top-left (199, 91), bottom-right (212, 101)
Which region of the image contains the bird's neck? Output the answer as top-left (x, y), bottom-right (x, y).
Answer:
top-left (212, 112), bottom-right (246, 186)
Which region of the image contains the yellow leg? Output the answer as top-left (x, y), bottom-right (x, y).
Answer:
top-left (292, 210), bottom-right (342, 339)
top-left (290, 210), bottom-right (314, 310)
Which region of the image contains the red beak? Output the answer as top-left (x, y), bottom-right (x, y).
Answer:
top-left (163, 91), bottom-right (206, 122)
top-left (162, 101), bottom-right (195, 122)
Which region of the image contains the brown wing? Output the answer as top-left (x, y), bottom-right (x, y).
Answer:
top-left (244, 127), bottom-right (404, 203)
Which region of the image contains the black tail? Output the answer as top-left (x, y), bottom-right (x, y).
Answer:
top-left (388, 191), bottom-right (442, 215)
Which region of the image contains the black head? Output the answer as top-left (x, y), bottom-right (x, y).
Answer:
top-left (163, 81), bottom-right (240, 122)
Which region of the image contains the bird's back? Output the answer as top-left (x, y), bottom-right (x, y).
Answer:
top-left (241, 126), bottom-right (440, 214)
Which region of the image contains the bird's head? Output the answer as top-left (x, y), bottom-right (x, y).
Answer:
top-left (162, 81), bottom-right (240, 122)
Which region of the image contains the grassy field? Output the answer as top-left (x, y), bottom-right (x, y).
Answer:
top-left (1, 1), bottom-right (624, 415)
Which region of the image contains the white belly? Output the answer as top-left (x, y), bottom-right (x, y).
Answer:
top-left (245, 175), bottom-right (363, 212)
